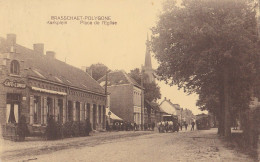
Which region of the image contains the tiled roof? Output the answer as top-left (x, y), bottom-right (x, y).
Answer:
top-left (97, 70), bottom-right (142, 88)
top-left (0, 37), bottom-right (105, 94)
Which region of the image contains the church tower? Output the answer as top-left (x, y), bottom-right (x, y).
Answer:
top-left (143, 34), bottom-right (155, 83)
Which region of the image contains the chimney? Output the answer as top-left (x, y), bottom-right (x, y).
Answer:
top-left (33, 43), bottom-right (44, 55)
top-left (46, 51), bottom-right (55, 59)
top-left (7, 34), bottom-right (16, 53)
top-left (81, 66), bottom-right (87, 72)
top-left (7, 34), bottom-right (16, 45)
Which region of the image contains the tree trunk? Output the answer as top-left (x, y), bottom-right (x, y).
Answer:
top-left (217, 105), bottom-right (225, 136)
top-left (224, 68), bottom-right (231, 138)
top-left (218, 82), bottom-right (225, 136)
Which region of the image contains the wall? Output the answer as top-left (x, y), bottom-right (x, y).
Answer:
top-left (108, 84), bottom-right (134, 123)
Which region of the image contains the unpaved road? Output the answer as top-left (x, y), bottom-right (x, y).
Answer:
top-left (0, 129), bottom-right (256, 162)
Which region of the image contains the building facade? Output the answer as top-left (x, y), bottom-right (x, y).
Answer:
top-left (144, 100), bottom-right (164, 125)
top-left (98, 70), bottom-right (143, 127)
top-left (0, 34), bottom-right (107, 136)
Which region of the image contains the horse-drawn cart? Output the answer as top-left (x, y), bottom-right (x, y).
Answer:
top-left (158, 115), bottom-right (179, 133)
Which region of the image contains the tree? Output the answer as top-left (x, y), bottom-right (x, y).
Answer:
top-left (89, 63), bottom-right (110, 81)
top-left (129, 68), bottom-right (161, 102)
top-left (151, 0), bottom-right (259, 138)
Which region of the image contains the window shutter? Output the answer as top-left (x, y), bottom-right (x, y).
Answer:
top-left (29, 95), bottom-right (34, 124)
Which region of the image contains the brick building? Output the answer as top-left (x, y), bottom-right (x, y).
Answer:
top-left (98, 70), bottom-right (144, 127)
top-left (0, 34), bottom-right (107, 135)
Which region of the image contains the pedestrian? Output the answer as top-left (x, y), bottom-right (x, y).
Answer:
top-left (165, 121), bottom-right (169, 132)
top-left (106, 120), bottom-right (110, 131)
top-left (185, 123), bottom-right (188, 130)
top-left (134, 122), bottom-right (137, 131)
top-left (152, 122), bottom-right (155, 131)
top-left (191, 121), bottom-right (195, 131)
top-left (180, 122), bottom-right (182, 131)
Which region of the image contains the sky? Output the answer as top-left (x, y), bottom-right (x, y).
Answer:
top-left (0, 0), bottom-right (206, 115)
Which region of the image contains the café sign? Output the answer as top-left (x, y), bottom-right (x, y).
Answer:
top-left (3, 79), bottom-right (26, 89)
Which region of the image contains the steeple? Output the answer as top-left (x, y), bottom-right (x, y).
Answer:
top-left (144, 34), bottom-right (152, 69)
top-left (143, 33), bottom-right (155, 83)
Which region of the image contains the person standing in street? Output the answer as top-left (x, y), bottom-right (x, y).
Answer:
top-left (151, 122), bottom-right (155, 131)
top-left (184, 122), bottom-right (188, 130)
top-left (191, 121), bottom-right (195, 131)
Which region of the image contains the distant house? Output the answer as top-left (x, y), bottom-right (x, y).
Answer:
top-left (159, 97), bottom-right (181, 117)
top-left (144, 100), bottom-right (164, 124)
top-left (159, 97), bottom-right (195, 124)
top-left (98, 70), bottom-right (144, 128)
top-left (0, 34), bottom-right (107, 137)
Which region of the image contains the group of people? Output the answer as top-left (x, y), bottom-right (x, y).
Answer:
top-left (144, 122), bottom-right (156, 131)
top-left (106, 121), bottom-right (138, 131)
top-left (179, 121), bottom-right (196, 131)
top-left (158, 121), bottom-right (196, 133)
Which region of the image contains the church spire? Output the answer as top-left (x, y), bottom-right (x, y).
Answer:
top-left (144, 33), bottom-right (152, 69)
top-left (143, 33), bottom-right (155, 83)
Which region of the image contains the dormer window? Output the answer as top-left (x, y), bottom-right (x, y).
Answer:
top-left (10, 60), bottom-right (20, 75)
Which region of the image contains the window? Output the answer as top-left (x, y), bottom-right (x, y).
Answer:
top-left (68, 101), bottom-right (73, 122)
top-left (98, 105), bottom-right (102, 124)
top-left (10, 60), bottom-right (20, 75)
top-left (76, 102), bottom-right (80, 121)
top-left (47, 97), bottom-right (53, 118)
top-left (87, 103), bottom-right (90, 120)
top-left (34, 96), bottom-right (41, 124)
top-left (58, 99), bottom-right (63, 123)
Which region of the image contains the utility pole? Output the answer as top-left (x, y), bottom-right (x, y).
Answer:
top-left (141, 65), bottom-right (145, 130)
top-left (105, 69), bottom-right (108, 127)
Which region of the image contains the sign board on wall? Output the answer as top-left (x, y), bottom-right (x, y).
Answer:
top-left (3, 79), bottom-right (26, 89)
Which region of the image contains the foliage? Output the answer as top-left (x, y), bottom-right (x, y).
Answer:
top-left (151, 0), bottom-right (259, 137)
top-left (89, 63), bottom-right (110, 81)
top-left (62, 121), bottom-right (73, 138)
top-left (45, 115), bottom-right (60, 140)
top-left (62, 121), bottom-right (91, 138)
top-left (129, 68), bottom-right (161, 102)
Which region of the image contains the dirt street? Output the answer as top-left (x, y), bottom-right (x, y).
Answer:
top-left (0, 129), bottom-right (256, 162)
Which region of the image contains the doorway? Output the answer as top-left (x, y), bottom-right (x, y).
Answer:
top-left (6, 93), bottom-right (21, 123)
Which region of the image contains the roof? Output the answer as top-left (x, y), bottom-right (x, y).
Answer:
top-left (97, 70), bottom-right (143, 89)
top-left (0, 36), bottom-right (105, 94)
top-left (159, 99), bottom-right (181, 115)
top-left (145, 100), bottom-right (162, 112)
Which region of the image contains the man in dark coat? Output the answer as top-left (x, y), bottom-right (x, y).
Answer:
top-left (191, 121), bottom-right (195, 131)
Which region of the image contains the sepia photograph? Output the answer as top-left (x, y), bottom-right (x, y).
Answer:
top-left (0, 0), bottom-right (259, 161)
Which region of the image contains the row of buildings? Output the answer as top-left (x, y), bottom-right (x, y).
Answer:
top-left (0, 34), bottom-right (194, 137)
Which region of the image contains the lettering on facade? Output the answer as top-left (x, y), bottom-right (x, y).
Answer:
top-left (3, 79), bottom-right (26, 88)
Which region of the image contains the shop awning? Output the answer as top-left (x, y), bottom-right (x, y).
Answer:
top-left (106, 108), bottom-right (123, 121)
top-left (31, 86), bottom-right (67, 96)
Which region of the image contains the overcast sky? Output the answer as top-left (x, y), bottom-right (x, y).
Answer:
top-left (0, 0), bottom-right (207, 115)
